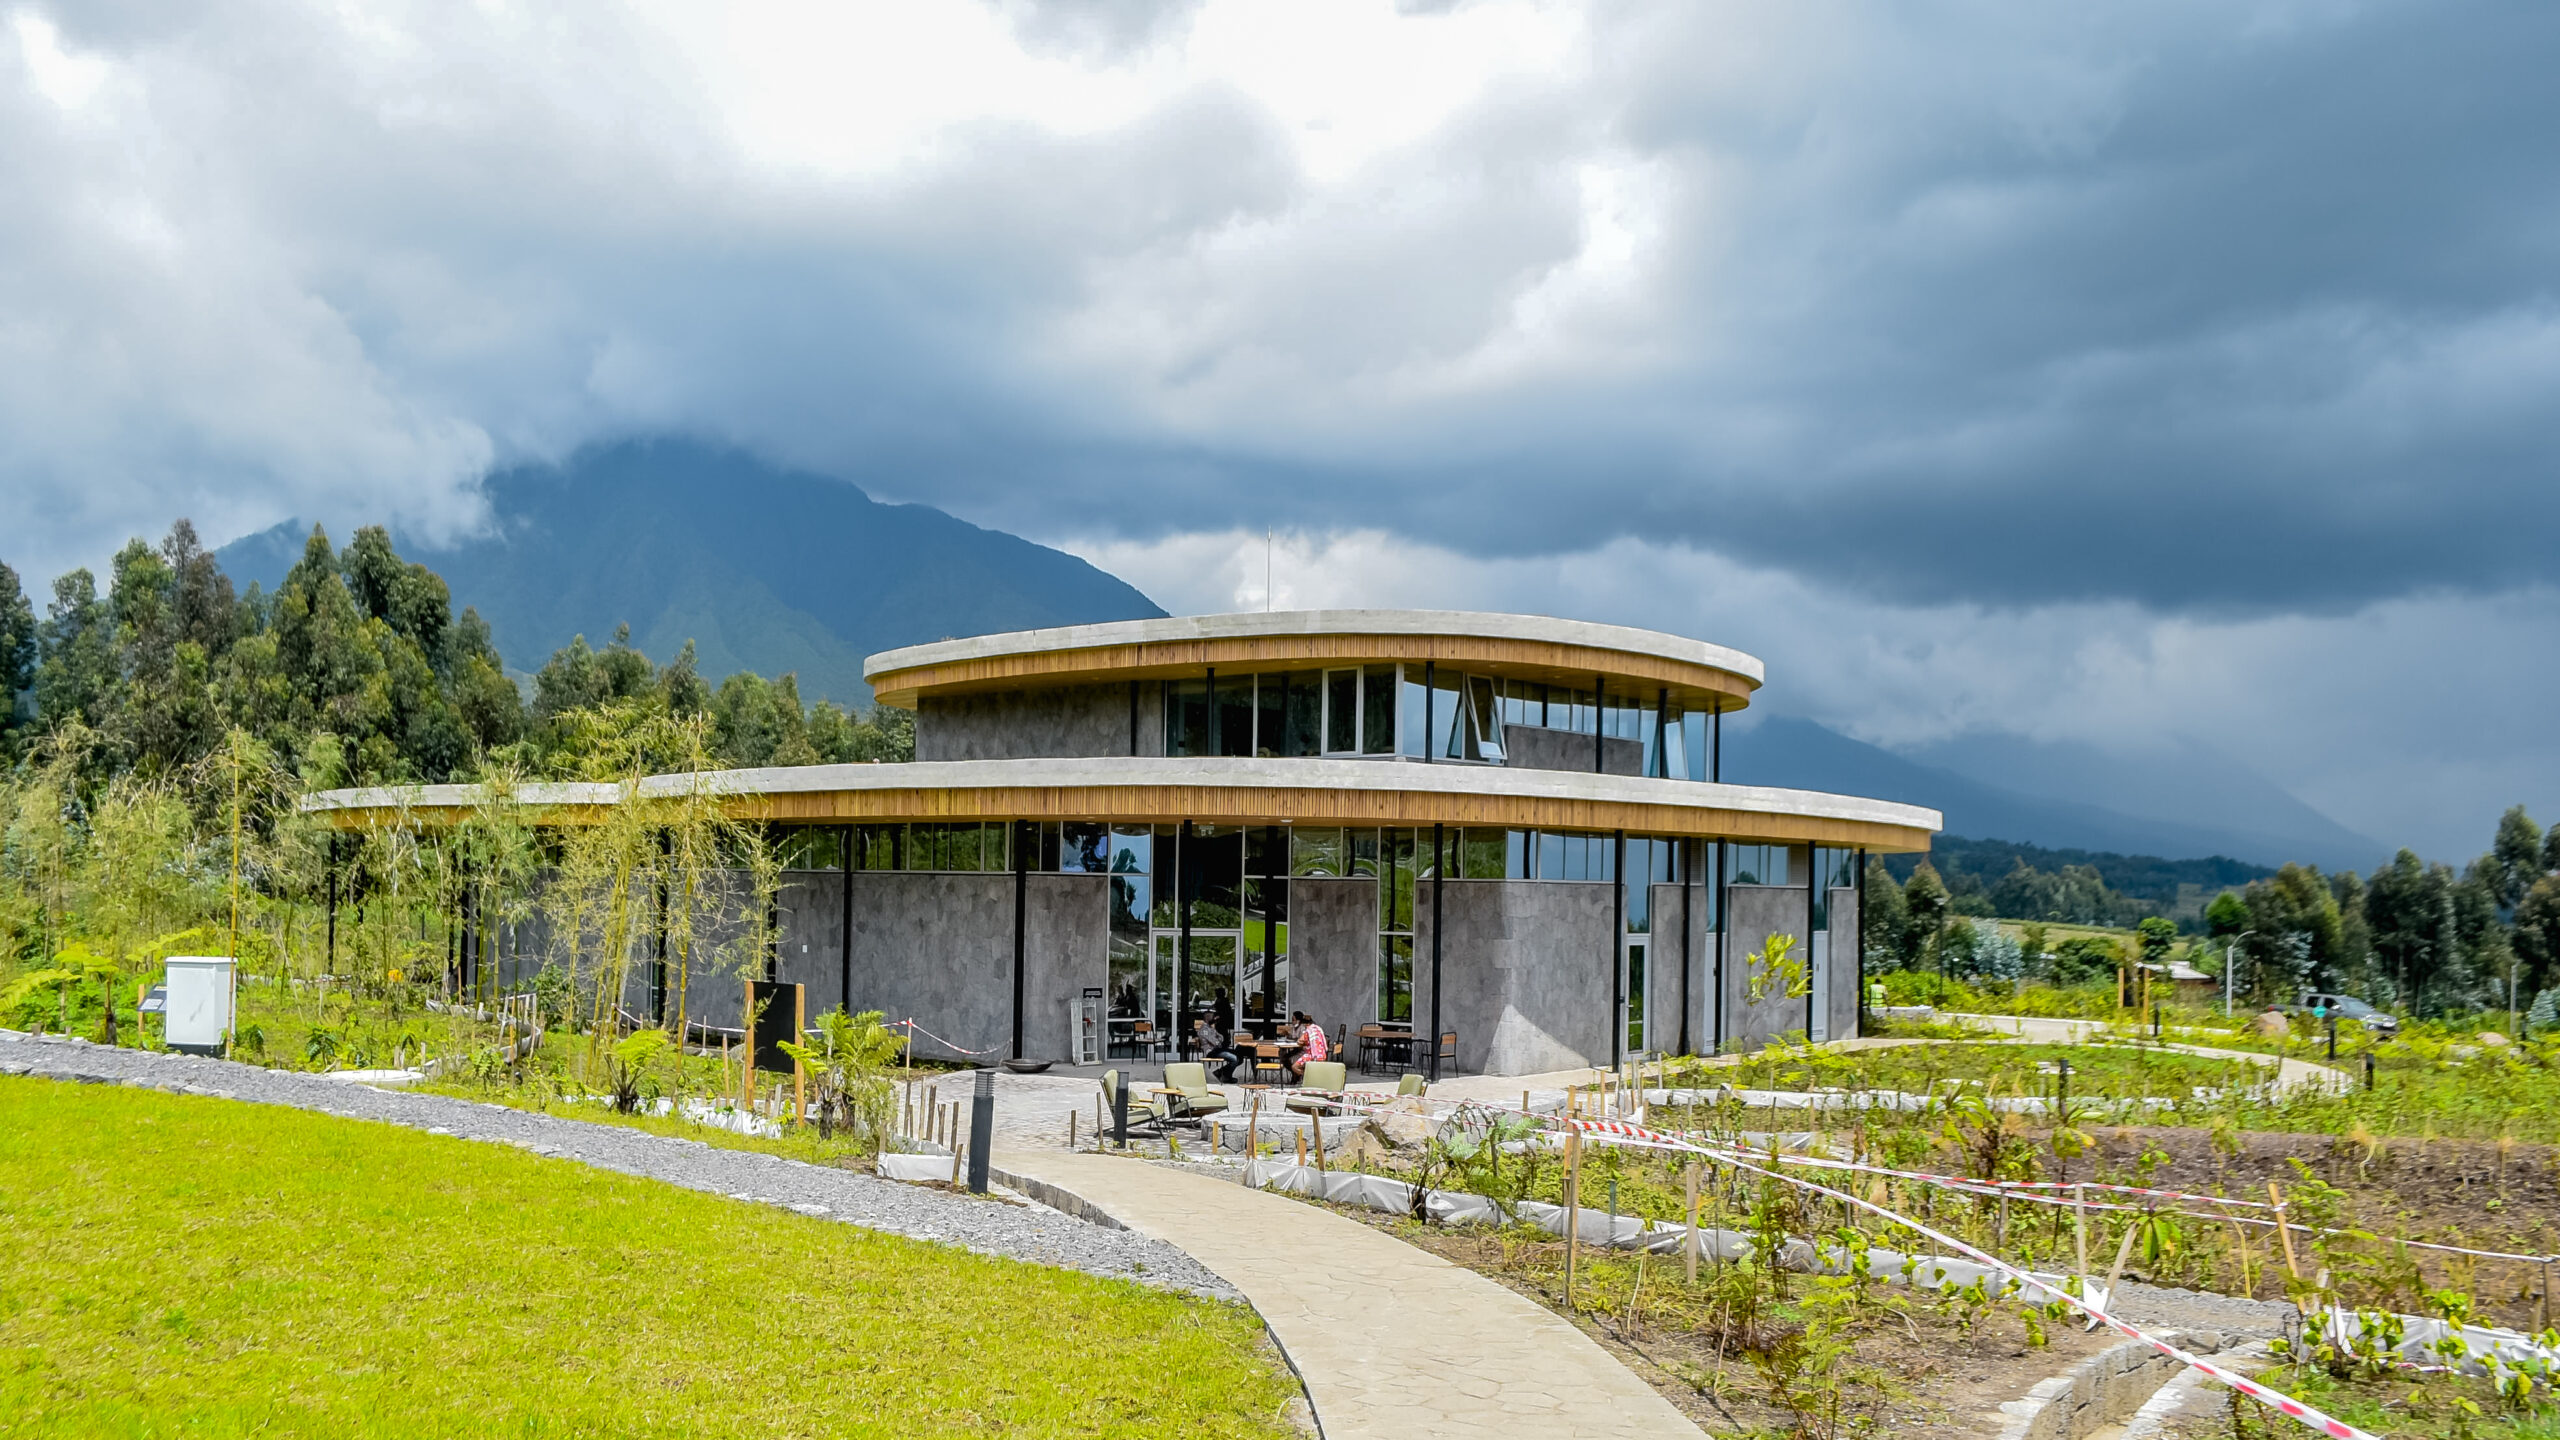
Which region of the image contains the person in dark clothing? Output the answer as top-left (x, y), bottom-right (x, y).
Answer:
top-left (1192, 1018), bottom-right (1242, 1084)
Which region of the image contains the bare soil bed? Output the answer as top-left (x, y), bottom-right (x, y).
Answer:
top-left (1321, 1203), bottom-right (2135, 1438)
top-left (2078, 1125), bottom-right (2560, 1328)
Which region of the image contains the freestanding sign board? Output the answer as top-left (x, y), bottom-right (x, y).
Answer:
top-left (163, 957), bottom-right (235, 1055)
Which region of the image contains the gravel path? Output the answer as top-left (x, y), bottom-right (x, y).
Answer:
top-left (0, 1031), bottom-right (1233, 1301)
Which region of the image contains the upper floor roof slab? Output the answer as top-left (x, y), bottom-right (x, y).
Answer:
top-left (863, 610), bottom-right (1765, 714)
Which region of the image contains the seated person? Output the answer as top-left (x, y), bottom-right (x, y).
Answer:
top-left (1287, 1010), bottom-right (1330, 1081)
top-left (1192, 1018), bottom-right (1242, 1084)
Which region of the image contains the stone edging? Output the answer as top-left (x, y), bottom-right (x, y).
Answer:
top-left (1993, 1330), bottom-right (2224, 1440)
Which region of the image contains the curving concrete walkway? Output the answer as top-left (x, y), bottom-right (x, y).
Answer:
top-left (994, 1147), bottom-right (1703, 1440)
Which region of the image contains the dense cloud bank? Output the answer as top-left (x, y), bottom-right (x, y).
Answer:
top-left (3, 0), bottom-right (2554, 853)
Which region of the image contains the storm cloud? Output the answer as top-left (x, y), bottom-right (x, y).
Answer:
top-left (3, 0), bottom-right (2556, 854)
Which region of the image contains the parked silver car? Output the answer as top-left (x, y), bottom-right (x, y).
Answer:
top-left (2289, 992), bottom-right (2400, 1034)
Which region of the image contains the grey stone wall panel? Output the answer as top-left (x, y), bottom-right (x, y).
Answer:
top-left (916, 682), bottom-right (1133, 761)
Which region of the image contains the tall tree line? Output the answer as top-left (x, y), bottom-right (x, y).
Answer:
top-left (0, 520), bottom-right (912, 786)
top-left (1864, 806), bottom-right (2560, 1018)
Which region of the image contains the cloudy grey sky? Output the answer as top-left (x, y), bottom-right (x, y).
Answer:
top-left (5, 0), bottom-right (2556, 858)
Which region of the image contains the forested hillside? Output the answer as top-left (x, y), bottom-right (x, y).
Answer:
top-left (1864, 812), bottom-right (2560, 1019)
top-left (0, 520), bottom-right (907, 788)
top-left (217, 439), bottom-right (1167, 706)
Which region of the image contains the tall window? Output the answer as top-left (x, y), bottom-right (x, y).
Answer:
top-left (1359, 828), bottom-right (1418, 1022)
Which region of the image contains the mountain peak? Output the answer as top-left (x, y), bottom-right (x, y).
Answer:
top-left (219, 438), bottom-right (1166, 702)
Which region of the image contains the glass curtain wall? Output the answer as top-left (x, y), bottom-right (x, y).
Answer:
top-left (1620, 837), bottom-right (1683, 1055)
top-left (1162, 666), bottom-right (1719, 778)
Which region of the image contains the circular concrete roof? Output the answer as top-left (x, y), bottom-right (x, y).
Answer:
top-left (305, 757), bottom-right (1939, 852)
top-left (863, 610), bottom-right (1765, 713)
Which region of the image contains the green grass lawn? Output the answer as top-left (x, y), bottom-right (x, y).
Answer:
top-left (0, 1078), bottom-right (1301, 1439)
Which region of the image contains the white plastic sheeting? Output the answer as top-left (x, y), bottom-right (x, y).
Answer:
top-left (1237, 1159), bottom-right (2064, 1293)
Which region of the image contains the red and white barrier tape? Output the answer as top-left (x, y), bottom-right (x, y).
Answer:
top-left (1283, 1091), bottom-right (2380, 1439)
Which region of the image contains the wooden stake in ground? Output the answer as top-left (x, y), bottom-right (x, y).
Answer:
top-left (2103, 1212), bottom-right (2142, 1309)
top-left (1564, 1129), bottom-right (1583, 1310)
top-left (1684, 1160), bottom-right (1702, 1285)
top-left (1312, 1114), bottom-right (1326, 1173)
top-left (792, 987), bottom-right (807, 1126)
top-left (2268, 1181), bottom-right (2303, 1282)
top-left (1246, 1091), bottom-right (1262, 1168)
top-left (1068, 1110), bottom-right (1077, 1150)
top-left (1296, 1129), bottom-right (1307, 1166)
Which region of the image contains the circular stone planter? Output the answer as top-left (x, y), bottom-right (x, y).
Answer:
top-left (1003, 1058), bottom-right (1054, 1075)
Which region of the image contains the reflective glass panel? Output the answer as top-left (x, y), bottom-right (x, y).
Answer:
top-left (1283, 670), bottom-right (1323, 756)
top-left (1378, 935), bottom-right (1413, 1021)
top-left (1467, 675), bottom-right (1502, 762)
top-left (1363, 665), bottom-right (1398, 754)
top-left (1187, 825), bottom-right (1245, 928)
top-left (1459, 829), bottom-right (1506, 880)
top-left (1185, 934), bottom-right (1238, 1035)
top-left (1062, 822), bottom-right (1109, 873)
top-left (1255, 673), bottom-right (1286, 758)
top-left (1166, 679), bottom-right (1211, 757)
top-left (1399, 671), bottom-right (1428, 758)
top-left (1291, 827), bottom-right (1347, 877)
top-left (1435, 671), bottom-right (1465, 759)
top-left (1326, 669), bottom-right (1358, 753)
top-left (1624, 940), bottom-right (1648, 1053)
top-left (1216, 673), bottom-right (1254, 757)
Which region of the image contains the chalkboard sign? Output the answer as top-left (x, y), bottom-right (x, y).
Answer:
top-left (744, 980), bottom-right (803, 1075)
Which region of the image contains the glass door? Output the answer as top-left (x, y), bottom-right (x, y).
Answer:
top-left (1623, 937), bottom-right (1650, 1057)
top-left (1149, 930), bottom-right (1242, 1055)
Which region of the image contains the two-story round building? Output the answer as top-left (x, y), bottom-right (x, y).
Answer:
top-left (308, 610), bottom-right (1939, 1076)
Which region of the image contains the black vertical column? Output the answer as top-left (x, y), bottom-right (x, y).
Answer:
top-left (1262, 824), bottom-right (1282, 1031)
top-left (1854, 847), bottom-right (1869, 1038)
top-left (1428, 822), bottom-right (1444, 1081)
top-left (1177, 819), bottom-right (1193, 1058)
top-left (838, 825), bottom-right (854, 1020)
top-left (1712, 838), bottom-right (1728, 1052)
top-left (1610, 828), bottom-right (1626, 1070)
top-left (1011, 819), bottom-right (1029, 1061)
top-left (1678, 838), bottom-right (1695, 1056)
top-left (325, 839), bottom-right (339, 976)
top-left (1807, 847), bottom-right (1820, 1041)
top-left (652, 832), bottom-right (670, 1024)
top-left (1711, 705), bottom-right (1722, 782)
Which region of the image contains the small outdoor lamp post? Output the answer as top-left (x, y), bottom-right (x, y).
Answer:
top-left (967, 1067), bottom-right (995, 1194)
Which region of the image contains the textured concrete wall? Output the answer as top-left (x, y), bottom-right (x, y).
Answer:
top-left (1724, 884), bottom-right (1812, 1052)
top-left (1649, 881), bottom-right (1702, 1056)
top-left (1288, 877), bottom-right (1378, 1044)
top-left (1501, 726), bottom-right (1645, 777)
top-left (1413, 879), bottom-right (1615, 1075)
top-left (916, 682), bottom-right (1134, 761)
top-left (1827, 886), bottom-right (1861, 1041)
top-left (1022, 874), bottom-right (1109, 1061)
top-left (823, 871), bottom-right (1113, 1062)
top-left (841, 872), bottom-right (1015, 1060)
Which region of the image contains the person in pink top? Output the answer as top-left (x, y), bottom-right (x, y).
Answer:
top-left (1288, 1010), bottom-right (1329, 1080)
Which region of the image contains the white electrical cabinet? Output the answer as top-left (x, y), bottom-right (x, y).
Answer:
top-left (162, 957), bottom-right (235, 1055)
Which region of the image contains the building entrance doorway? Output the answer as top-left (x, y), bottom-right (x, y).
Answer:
top-left (1150, 931), bottom-right (1238, 1050)
top-left (1622, 936), bottom-right (1651, 1057)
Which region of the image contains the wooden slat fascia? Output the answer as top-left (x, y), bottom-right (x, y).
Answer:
top-left (869, 632), bottom-right (1758, 712)
top-left (723, 783), bottom-right (1930, 852)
